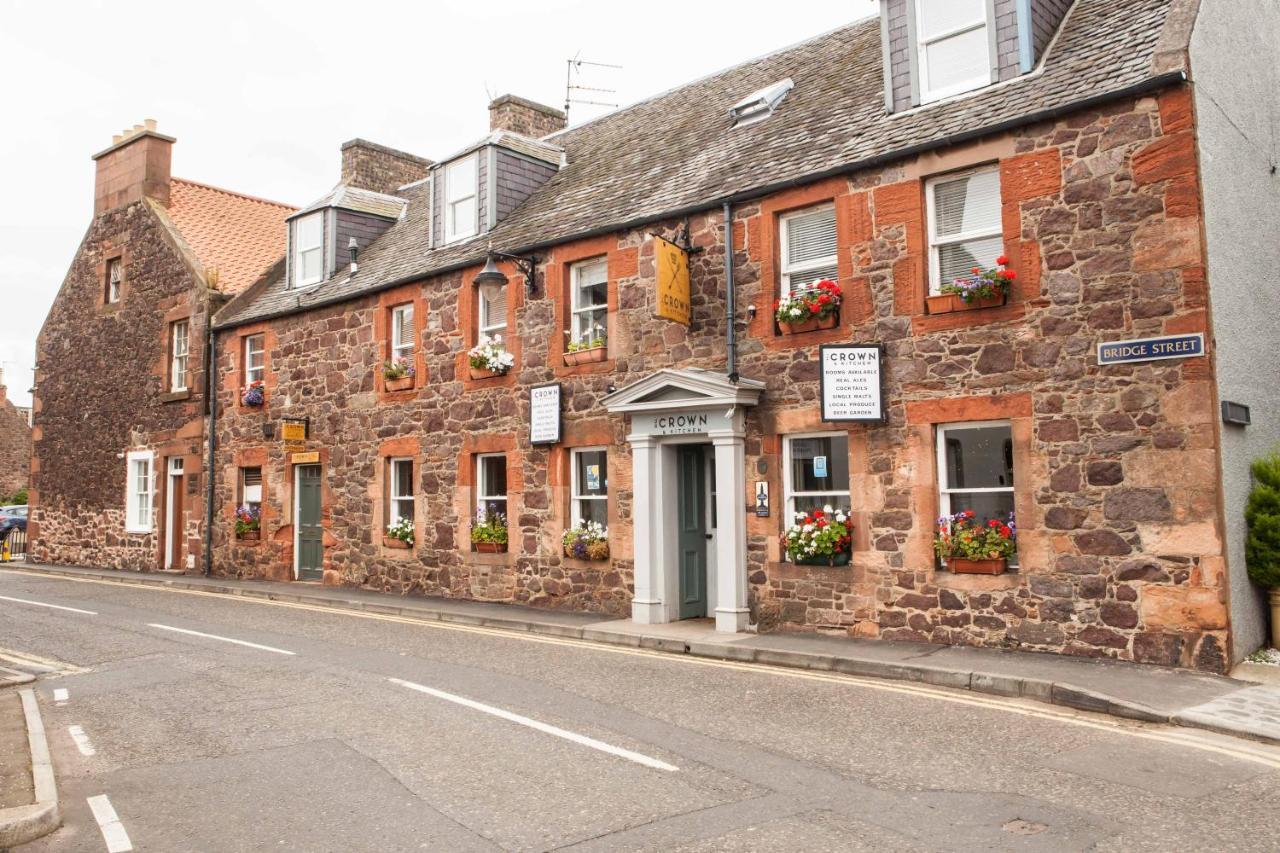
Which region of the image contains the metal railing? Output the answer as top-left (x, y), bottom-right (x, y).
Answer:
top-left (1, 528), bottom-right (27, 562)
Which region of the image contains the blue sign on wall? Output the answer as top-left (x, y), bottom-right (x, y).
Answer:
top-left (1097, 333), bottom-right (1205, 366)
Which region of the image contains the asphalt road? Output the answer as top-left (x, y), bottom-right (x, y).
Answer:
top-left (2, 568), bottom-right (1279, 852)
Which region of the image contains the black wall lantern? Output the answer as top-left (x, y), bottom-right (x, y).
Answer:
top-left (474, 248), bottom-right (539, 297)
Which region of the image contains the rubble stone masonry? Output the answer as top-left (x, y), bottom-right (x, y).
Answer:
top-left (0, 380), bottom-right (31, 498)
top-left (215, 86), bottom-right (1231, 671)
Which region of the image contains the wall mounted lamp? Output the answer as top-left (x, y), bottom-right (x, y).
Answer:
top-left (474, 248), bottom-right (540, 298)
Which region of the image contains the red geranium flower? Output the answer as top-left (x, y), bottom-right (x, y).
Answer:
top-left (996, 254), bottom-right (1009, 266)
top-left (971, 267), bottom-right (981, 275)
top-left (1004, 270), bottom-right (1017, 280)
top-left (809, 303), bottom-right (820, 313)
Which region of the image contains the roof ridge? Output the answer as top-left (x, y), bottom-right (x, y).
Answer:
top-left (171, 177), bottom-right (298, 211)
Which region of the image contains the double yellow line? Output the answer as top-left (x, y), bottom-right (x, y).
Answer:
top-left (7, 567), bottom-right (1280, 770)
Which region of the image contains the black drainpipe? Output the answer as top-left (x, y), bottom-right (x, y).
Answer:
top-left (723, 202), bottom-right (738, 384)
top-left (203, 324), bottom-right (217, 576)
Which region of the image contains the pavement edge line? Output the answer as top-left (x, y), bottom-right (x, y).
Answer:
top-left (0, 688), bottom-right (61, 848)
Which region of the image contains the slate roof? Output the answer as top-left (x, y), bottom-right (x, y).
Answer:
top-left (166, 179), bottom-right (296, 295)
top-left (292, 184), bottom-right (406, 221)
top-left (215, 0), bottom-right (1187, 329)
top-left (434, 130), bottom-right (564, 170)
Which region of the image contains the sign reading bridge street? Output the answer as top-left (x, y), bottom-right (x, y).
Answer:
top-left (820, 344), bottom-right (884, 422)
top-left (1097, 333), bottom-right (1205, 365)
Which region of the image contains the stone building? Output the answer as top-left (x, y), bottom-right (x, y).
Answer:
top-left (0, 369), bottom-right (32, 499)
top-left (36, 0), bottom-right (1280, 673)
top-left (29, 123), bottom-right (296, 572)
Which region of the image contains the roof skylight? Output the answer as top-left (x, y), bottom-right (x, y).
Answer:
top-left (729, 78), bottom-right (794, 127)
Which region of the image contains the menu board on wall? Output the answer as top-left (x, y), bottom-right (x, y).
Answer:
top-left (529, 383), bottom-right (562, 445)
top-left (819, 345), bottom-right (884, 423)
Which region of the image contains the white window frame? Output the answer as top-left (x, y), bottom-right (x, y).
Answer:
top-left (106, 257), bottom-right (122, 303)
top-left (240, 466), bottom-right (263, 510)
top-left (244, 334), bottom-right (265, 385)
top-left (388, 457), bottom-right (414, 526)
top-left (569, 258), bottom-right (608, 347)
top-left (125, 450), bottom-right (154, 534)
top-left (170, 320), bottom-right (189, 392)
top-left (475, 453), bottom-right (507, 518)
top-left (390, 304), bottom-right (415, 363)
top-left (779, 204), bottom-right (839, 299)
top-left (914, 0), bottom-right (993, 104)
top-left (782, 432), bottom-right (852, 524)
top-left (292, 212), bottom-right (324, 288)
top-left (444, 155), bottom-right (478, 243)
top-left (478, 288), bottom-right (506, 340)
top-left (570, 447), bottom-right (608, 528)
top-left (935, 419), bottom-right (1015, 519)
top-left (925, 166), bottom-right (1003, 295)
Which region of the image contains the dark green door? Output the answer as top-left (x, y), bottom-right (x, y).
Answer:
top-left (677, 445), bottom-right (708, 619)
top-left (296, 465), bottom-right (323, 581)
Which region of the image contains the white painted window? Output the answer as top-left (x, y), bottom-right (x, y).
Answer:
top-left (476, 453), bottom-right (507, 519)
top-left (569, 258), bottom-right (608, 347)
top-left (293, 212), bottom-right (324, 287)
top-left (783, 433), bottom-right (851, 523)
top-left (390, 304), bottom-right (415, 363)
top-left (444, 155), bottom-right (478, 243)
top-left (570, 447), bottom-right (608, 528)
top-left (388, 458), bottom-right (414, 526)
top-left (170, 320), bottom-right (189, 392)
top-left (244, 334), bottom-right (265, 385)
top-left (106, 258), bottom-right (122, 303)
top-left (125, 450), bottom-right (154, 533)
top-left (915, 0), bottom-right (993, 103)
top-left (779, 205), bottom-right (838, 298)
top-left (478, 285), bottom-right (507, 339)
top-left (240, 467), bottom-right (262, 512)
top-left (926, 167), bottom-right (1003, 294)
top-left (936, 421), bottom-right (1015, 525)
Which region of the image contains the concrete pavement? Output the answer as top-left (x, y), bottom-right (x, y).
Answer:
top-left (11, 562), bottom-right (1280, 746)
top-left (3, 566), bottom-right (1280, 851)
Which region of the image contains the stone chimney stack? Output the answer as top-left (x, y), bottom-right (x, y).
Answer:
top-left (488, 95), bottom-right (567, 138)
top-left (340, 140), bottom-right (433, 196)
top-left (92, 119), bottom-right (175, 214)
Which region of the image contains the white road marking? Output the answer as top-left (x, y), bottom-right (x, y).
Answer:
top-left (389, 677), bottom-right (679, 772)
top-left (69, 724), bottom-right (95, 756)
top-left (147, 623), bottom-right (296, 656)
top-left (53, 687), bottom-right (69, 704)
top-left (0, 593), bottom-right (96, 615)
top-left (87, 794), bottom-right (133, 852)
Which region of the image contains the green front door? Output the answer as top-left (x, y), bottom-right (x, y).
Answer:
top-left (677, 445), bottom-right (708, 619)
top-left (296, 465), bottom-right (323, 581)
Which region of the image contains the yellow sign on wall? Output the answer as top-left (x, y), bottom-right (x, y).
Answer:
top-left (654, 236), bottom-right (690, 326)
top-left (281, 421), bottom-right (307, 442)
top-left (291, 451), bottom-right (320, 464)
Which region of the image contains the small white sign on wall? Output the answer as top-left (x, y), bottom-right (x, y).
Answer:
top-left (530, 383), bottom-right (561, 445)
top-left (820, 344), bottom-right (884, 423)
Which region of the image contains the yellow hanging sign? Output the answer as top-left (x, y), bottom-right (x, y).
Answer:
top-left (654, 236), bottom-right (691, 326)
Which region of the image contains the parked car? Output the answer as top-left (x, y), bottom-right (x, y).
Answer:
top-left (0, 505), bottom-right (27, 538)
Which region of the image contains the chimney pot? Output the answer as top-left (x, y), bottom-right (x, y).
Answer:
top-left (144, 118), bottom-right (157, 131)
top-left (112, 134), bottom-right (123, 144)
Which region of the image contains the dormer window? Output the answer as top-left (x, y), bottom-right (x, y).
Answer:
top-left (915, 0), bottom-right (994, 103)
top-left (729, 78), bottom-right (793, 127)
top-left (444, 155), bottom-right (478, 243)
top-left (293, 212), bottom-right (324, 287)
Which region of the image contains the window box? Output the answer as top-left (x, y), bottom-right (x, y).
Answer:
top-left (474, 541), bottom-right (507, 554)
top-left (794, 550), bottom-right (851, 567)
top-left (382, 535), bottom-right (411, 550)
top-left (778, 314), bottom-right (839, 335)
top-left (469, 366), bottom-right (504, 380)
top-left (949, 557), bottom-right (1006, 575)
top-left (236, 530), bottom-right (260, 542)
top-left (563, 345), bottom-right (607, 367)
top-left (925, 293), bottom-right (1006, 315)
top-left (384, 375), bottom-right (414, 392)
top-left (563, 542), bottom-right (609, 561)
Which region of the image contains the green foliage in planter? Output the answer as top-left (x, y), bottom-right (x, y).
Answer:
top-left (471, 507), bottom-right (509, 545)
top-left (1246, 452), bottom-right (1280, 589)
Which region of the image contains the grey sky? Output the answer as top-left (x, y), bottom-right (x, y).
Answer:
top-left (0, 0), bottom-right (876, 407)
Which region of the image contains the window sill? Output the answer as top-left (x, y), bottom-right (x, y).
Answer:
top-left (161, 390), bottom-right (192, 403)
top-left (911, 301), bottom-right (1026, 335)
top-left (466, 550), bottom-right (515, 567)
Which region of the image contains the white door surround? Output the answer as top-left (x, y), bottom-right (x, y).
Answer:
top-left (602, 369), bottom-right (764, 633)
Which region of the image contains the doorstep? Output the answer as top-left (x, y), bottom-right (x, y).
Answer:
top-left (9, 561), bottom-right (1280, 745)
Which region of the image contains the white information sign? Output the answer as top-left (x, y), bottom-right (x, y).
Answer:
top-left (529, 383), bottom-right (561, 445)
top-left (820, 344), bottom-right (884, 422)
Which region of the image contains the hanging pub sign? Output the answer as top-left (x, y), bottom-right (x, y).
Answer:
top-left (529, 382), bottom-right (562, 445)
top-left (654, 235), bottom-right (691, 326)
top-left (820, 344), bottom-right (884, 423)
top-left (1097, 333), bottom-right (1204, 365)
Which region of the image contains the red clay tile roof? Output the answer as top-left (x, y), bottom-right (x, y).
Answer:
top-left (167, 178), bottom-right (296, 295)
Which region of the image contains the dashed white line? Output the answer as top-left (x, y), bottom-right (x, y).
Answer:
top-left (68, 724), bottom-right (95, 756)
top-left (53, 687), bottom-right (69, 704)
top-left (0, 593), bottom-right (97, 615)
top-left (147, 623), bottom-right (296, 656)
top-left (87, 794), bottom-right (133, 852)
top-left (389, 677), bottom-right (678, 772)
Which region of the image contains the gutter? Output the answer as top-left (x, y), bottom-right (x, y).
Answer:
top-left (213, 71), bottom-right (1188, 332)
top-left (203, 323), bottom-right (216, 576)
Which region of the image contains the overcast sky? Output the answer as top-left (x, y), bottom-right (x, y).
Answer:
top-left (0, 0), bottom-right (877, 407)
